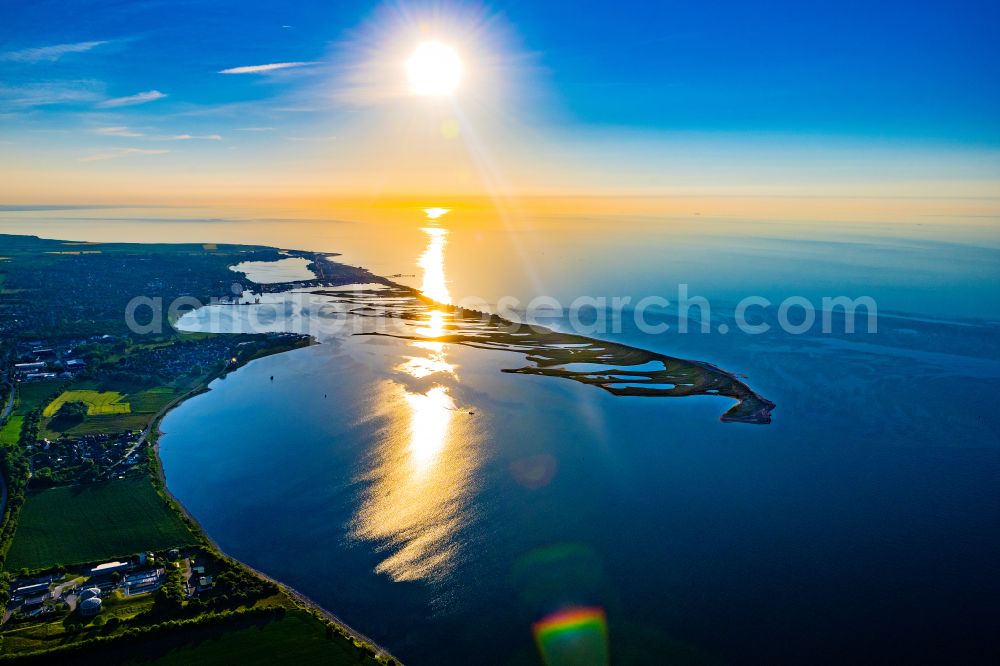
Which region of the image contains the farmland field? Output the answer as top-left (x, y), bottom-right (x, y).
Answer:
top-left (0, 415), bottom-right (23, 445)
top-left (14, 610), bottom-right (384, 666)
top-left (15, 381), bottom-right (63, 413)
top-left (5, 478), bottom-right (194, 570)
top-left (129, 387), bottom-right (183, 413)
top-left (132, 611), bottom-right (382, 666)
top-left (43, 390), bottom-right (131, 417)
top-left (58, 413), bottom-right (152, 436)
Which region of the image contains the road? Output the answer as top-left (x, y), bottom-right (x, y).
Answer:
top-left (105, 420), bottom-right (154, 476)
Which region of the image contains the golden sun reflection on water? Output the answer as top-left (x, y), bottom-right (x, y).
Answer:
top-left (397, 339), bottom-right (456, 380)
top-left (404, 386), bottom-right (456, 473)
top-left (351, 206), bottom-right (481, 583)
top-left (418, 208), bottom-right (451, 304)
top-left (415, 309), bottom-right (448, 339)
top-left (351, 377), bottom-right (474, 582)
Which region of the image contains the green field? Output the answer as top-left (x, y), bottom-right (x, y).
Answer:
top-left (124, 612), bottom-right (381, 666)
top-left (0, 415), bottom-right (23, 445)
top-left (129, 387), bottom-right (183, 413)
top-left (15, 381), bottom-right (63, 413)
top-left (43, 390), bottom-right (131, 417)
top-left (5, 478), bottom-right (195, 570)
top-left (3, 611), bottom-right (385, 666)
top-left (56, 413), bottom-right (152, 436)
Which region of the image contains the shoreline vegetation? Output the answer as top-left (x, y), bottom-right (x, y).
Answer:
top-left (0, 231), bottom-right (775, 663)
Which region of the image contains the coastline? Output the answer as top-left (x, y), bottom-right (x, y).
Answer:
top-left (148, 344), bottom-right (396, 660)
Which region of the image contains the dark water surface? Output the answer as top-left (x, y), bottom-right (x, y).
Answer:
top-left (8, 206), bottom-right (1000, 663)
top-left (160, 319), bottom-right (1000, 665)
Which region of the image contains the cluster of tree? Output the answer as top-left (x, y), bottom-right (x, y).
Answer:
top-left (0, 573), bottom-right (10, 609)
top-left (154, 560), bottom-right (280, 616)
top-left (154, 565), bottom-right (186, 611)
top-left (211, 565), bottom-right (277, 605)
top-left (51, 400), bottom-right (88, 427)
top-left (0, 384), bottom-right (65, 576)
top-left (0, 436), bottom-right (30, 571)
top-left (29, 466), bottom-right (57, 488)
top-left (57, 401), bottom-right (87, 418)
top-left (0, 408), bottom-right (36, 573)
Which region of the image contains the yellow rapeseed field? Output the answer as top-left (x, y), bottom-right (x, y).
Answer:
top-left (43, 390), bottom-right (131, 417)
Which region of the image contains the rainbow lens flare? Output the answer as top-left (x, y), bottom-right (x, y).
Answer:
top-left (533, 606), bottom-right (609, 666)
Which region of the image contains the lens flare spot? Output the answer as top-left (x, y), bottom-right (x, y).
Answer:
top-left (510, 454), bottom-right (558, 490)
top-left (533, 606), bottom-right (609, 666)
top-left (440, 118), bottom-right (460, 139)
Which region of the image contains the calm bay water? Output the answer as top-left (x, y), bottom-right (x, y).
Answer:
top-left (4, 204), bottom-right (1000, 663)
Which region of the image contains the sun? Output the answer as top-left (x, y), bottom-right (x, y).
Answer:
top-left (406, 41), bottom-right (462, 96)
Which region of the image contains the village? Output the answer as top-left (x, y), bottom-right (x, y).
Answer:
top-left (26, 431), bottom-right (147, 486)
top-left (10, 334), bottom-right (253, 385)
top-left (3, 330), bottom-right (308, 490)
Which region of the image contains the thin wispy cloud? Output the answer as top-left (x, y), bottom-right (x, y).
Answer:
top-left (285, 135), bottom-right (337, 142)
top-left (218, 62), bottom-right (317, 75)
top-left (97, 90), bottom-right (166, 108)
top-left (0, 40), bottom-right (108, 63)
top-left (235, 127), bottom-right (275, 131)
top-left (0, 81), bottom-right (103, 109)
top-left (171, 134), bottom-right (222, 141)
top-left (79, 148), bottom-right (168, 162)
top-left (95, 126), bottom-right (143, 137)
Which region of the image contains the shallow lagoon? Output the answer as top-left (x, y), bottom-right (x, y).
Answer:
top-left (230, 256), bottom-right (316, 283)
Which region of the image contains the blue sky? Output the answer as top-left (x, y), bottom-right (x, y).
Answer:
top-left (520, 0), bottom-right (1000, 141)
top-left (1, 0), bottom-right (998, 202)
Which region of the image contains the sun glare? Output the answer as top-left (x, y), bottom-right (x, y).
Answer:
top-left (407, 41), bottom-right (462, 96)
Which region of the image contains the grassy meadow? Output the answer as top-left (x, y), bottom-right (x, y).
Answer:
top-left (0, 416), bottom-right (23, 446)
top-left (2, 610), bottom-right (386, 666)
top-left (15, 381), bottom-right (64, 414)
top-left (121, 611), bottom-right (381, 666)
top-left (5, 478), bottom-right (194, 571)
